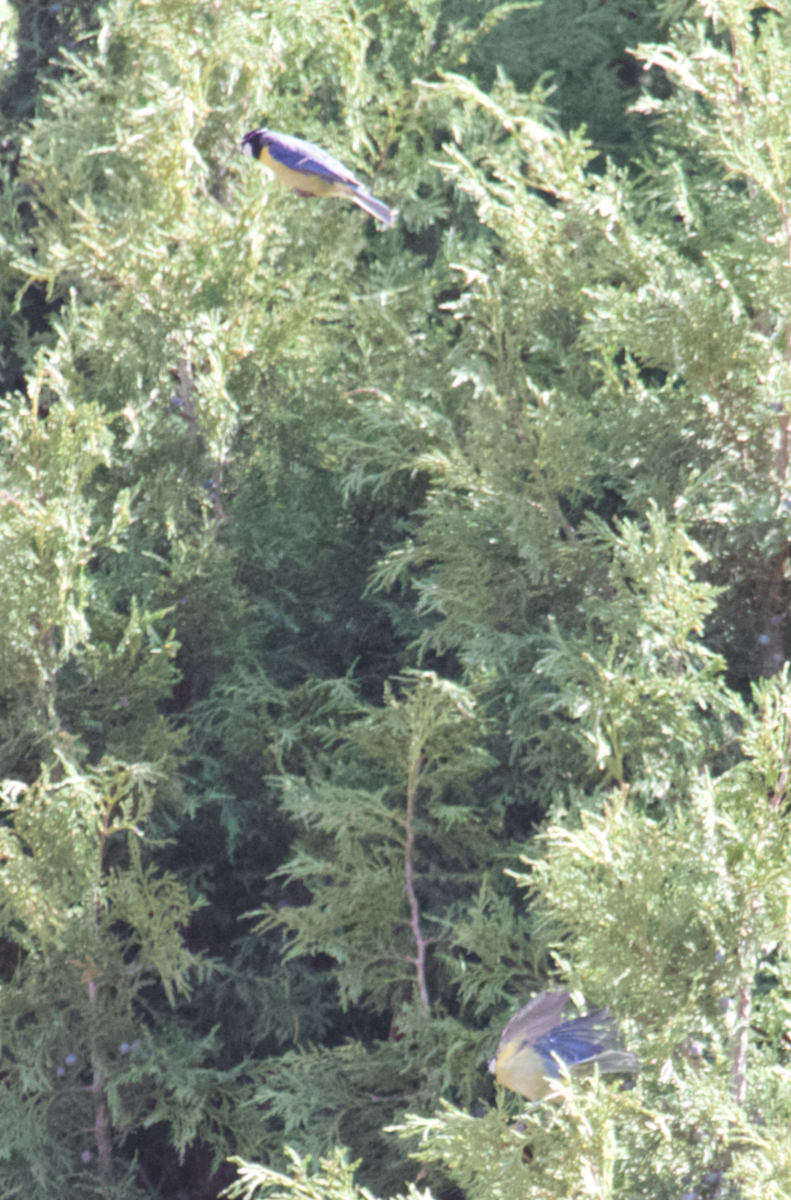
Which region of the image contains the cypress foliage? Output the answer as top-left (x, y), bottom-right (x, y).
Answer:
top-left (2, 0), bottom-right (791, 1197)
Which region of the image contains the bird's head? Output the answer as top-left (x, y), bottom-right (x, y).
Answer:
top-left (241, 129), bottom-right (270, 159)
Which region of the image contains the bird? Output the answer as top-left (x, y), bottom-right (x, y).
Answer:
top-left (241, 129), bottom-right (394, 227)
top-left (489, 989), bottom-right (638, 1101)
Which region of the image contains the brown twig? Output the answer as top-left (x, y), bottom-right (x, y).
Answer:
top-left (729, 977), bottom-right (753, 1107)
top-left (404, 748), bottom-right (430, 1013)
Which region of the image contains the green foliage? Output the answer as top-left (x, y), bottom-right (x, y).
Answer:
top-left (260, 2), bottom-right (791, 1197)
top-left (5, 0), bottom-right (791, 1195)
top-left (464, 0), bottom-right (662, 159)
top-left (0, 0), bottom-right (99, 121)
top-left (0, 754), bottom-right (250, 1198)
top-left (255, 672), bottom-right (497, 1011)
top-left (528, 505), bottom-right (736, 795)
top-left (0, 385), bottom-right (117, 708)
top-left (224, 1146), bottom-right (436, 1200)
top-left (235, 674), bottom-right (507, 1189)
top-left (244, 1040), bottom-right (433, 1196)
top-left (1, 0), bottom-right (510, 1184)
top-left (447, 880), bottom-right (543, 1014)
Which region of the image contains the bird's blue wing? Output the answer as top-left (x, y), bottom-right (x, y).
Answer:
top-left (496, 990), bottom-right (570, 1049)
top-left (534, 1010), bottom-right (613, 1070)
top-left (264, 132), bottom-right (360, 186)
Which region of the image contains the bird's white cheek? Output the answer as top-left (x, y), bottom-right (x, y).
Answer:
top-left (241, 142), bottom-right (254, 157)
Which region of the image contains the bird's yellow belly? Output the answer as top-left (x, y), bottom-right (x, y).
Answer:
top-left (495, 1043), bottom-right (552, 1101)
top-left (259, 149), bottom-right (338, 198)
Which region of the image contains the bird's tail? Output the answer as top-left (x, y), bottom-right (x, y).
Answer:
top-left (588, 1049), bottom-right (640, 1074)
top-left (348, 187), bottom-right (395, 227)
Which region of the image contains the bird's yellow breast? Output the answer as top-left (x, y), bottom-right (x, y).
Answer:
top-left (258, 146), bottom-right (340, 198)
top-left (494, 1041), bottom-right (552, 1102)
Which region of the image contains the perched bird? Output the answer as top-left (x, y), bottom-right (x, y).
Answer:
top-left (241, 129), bottom-right (394, 227)
top-left (489, 989), bottom-right (638, 1101)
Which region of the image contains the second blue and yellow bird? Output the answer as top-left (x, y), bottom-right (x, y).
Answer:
top-left (489, 989), bottom-right (638, 1101)
top-left (241, 129), bottom-right (394, 227)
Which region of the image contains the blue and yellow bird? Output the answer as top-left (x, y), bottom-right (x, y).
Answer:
top-left (241, 129), bottom-right (394, 227)
top-left (489, 989), bottom-right (638, 1101)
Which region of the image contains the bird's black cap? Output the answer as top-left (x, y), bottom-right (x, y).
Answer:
top-left (241, 129), bottom-right (268, 158)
